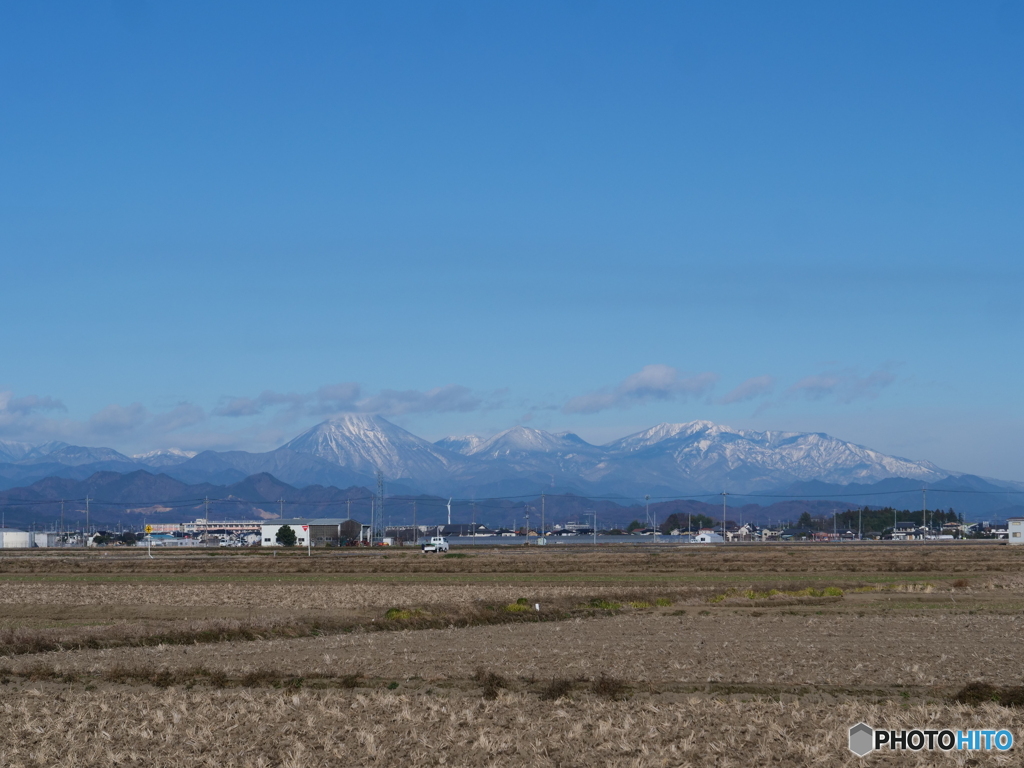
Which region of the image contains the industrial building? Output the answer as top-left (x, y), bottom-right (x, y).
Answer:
top-left (260, 518), bottom-right (365, 547)
top-left (0, 529), bottom-right (33, 548)
top-left (1009, 518), bottom-right (1024, 544)
top-left (32, 532), bottom-right (58, 547)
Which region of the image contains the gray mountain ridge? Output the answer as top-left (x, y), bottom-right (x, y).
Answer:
top-left (0, 415), bottom-right (1005, 498)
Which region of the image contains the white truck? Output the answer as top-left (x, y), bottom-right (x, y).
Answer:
top-left (421, 536), bottom-right (450, 553)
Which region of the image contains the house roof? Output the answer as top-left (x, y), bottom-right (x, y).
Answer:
top-left (308, 518), bottom-right (360, 525)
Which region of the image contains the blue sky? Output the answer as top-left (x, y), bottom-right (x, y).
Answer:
top-left (1, 1), bottom-right (1022, 479)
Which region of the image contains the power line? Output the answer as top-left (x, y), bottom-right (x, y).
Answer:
top-left (1, 486), bottom-right (1021, 516)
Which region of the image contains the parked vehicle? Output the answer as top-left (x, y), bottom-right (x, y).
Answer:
top-left (421, 536), bottom-right (450, 553)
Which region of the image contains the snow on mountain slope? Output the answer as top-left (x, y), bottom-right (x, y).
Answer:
top-left (280, 414), bottom-right (464, 483)
top-left (133, 448), bottom-right (198, 468)
top-left (433, 435), bottom-right (484, 455)
top-left (15, 441), bottom-right (69, 461)
top-left (466, 426), bottom-right (599, 459)
top-left (439, 426), bottom-right (608, 493)
top-left (1, 417), bottom-right (957, 495)
top-left (18, 445), bottom-right (135, 467)
top-left (605, 421), bottom-right (722, 452)
top-left (0, 440), bottom-right (35, 463)
top-left (603, 421), bottom-right (946, 488)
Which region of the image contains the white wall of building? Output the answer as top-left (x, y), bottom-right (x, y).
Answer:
top-left (694, 532), bottom-right (724, 543)
top-left (0, 530), bottom-right (34, 548)
top-left (260, 521), bottom-right (310, 547)
top-left (1009, 519), bottom-right (1024, 545)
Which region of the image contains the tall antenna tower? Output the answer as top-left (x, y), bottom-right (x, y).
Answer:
top-left (376, 470), bottom-right (385, 541)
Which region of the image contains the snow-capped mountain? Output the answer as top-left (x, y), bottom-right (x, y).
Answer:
top-left (429, 420), bottom-right (948, 494)
top-left (433, 435), bottom-right (484, 455)
top-left (18, 445), bottom-right (135, 467)
top-left (279, 413), bottom-right (465, 485)
top-left (437, 425), bottom-right (606, 494)
top-left (0, 440), bottom-right (35, 463)
top-left (0, 417), bottom-right (959, 496)
top-left (464, 426), bottom-right (598, 460)
top-left (599, 420), bottom-right (946, 490)
top-left (0, 440), bottom-right (68, 462)
top-left (133, 448), bottom-right (198, 468)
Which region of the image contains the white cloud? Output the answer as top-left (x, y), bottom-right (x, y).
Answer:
top-left (151, 403), bottom-right (207, 433)
top-left (0, 391), bottom-right (209, 450)
top-left (213, 381), bottom-right (481, 420)
top-left (87, 402), bottom-right (149, 435)
top-left (787, 367), bottom-right (896, 404)
top-left (357, 385), bottom-right (482, 417)
top-left (718, 375), bottom-right (776, 405)
top-left (213, 382), bottom-right (362, 418)
top-left (0, 392), bottom-right (67, 414)
top-left (563, 365), bottom-right (719, 414)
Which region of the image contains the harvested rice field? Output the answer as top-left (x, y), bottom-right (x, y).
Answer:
top-left (1, 542), bottom-right (1023, 766)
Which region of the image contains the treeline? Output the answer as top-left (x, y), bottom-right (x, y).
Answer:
top-left (656, 513), bottom-right (719, 533)
top-left (795, 507), bottom-right (961, 533)
top-left (645, 507), bottom-right (963, 534)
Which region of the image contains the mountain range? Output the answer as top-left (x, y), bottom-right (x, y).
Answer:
top-left (1, 415), bottom-right (1020, 504)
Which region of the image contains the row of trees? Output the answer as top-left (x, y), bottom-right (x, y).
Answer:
top-left (795, 507), bottom-right (961, 533)
top-left (623, 507), bottom-right (965, 535)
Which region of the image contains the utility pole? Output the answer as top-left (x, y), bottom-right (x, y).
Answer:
top-left (278, 498), bottom-right (284, 518)
top-left (60, 499), bottom-right (64, 541)
top-left (721, 492), bottom-right (728, 542)
top-left (525, 505), bottom-right (530, 545)
top-left (85, 496), bottom-right (90, 540)
top-left (541, 493), bottom-right (545, 537)
top-left (346, 498), bottom-right (351, 521)
top-left (833, 508), bottom-right (837, 539)
top-left (593, 512), bottom-right (597, 547)
top-left (447, 498), bottom-right (452, 527)
top-left (376, 471), bottom-right (385, 542)
top-left (370, 498), bottom-right (375, 546)
top-left (858, 507), bottom-right (862, 540)
top-left (922, 488), bottom-right (927, 538)
top-left (471, 502), bottom-right (476, 538)
top-left (412, 500), bottom-right (417, 545)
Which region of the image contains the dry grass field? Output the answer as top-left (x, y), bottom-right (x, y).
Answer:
top-left (2, 542), bottom-right (1023, 766)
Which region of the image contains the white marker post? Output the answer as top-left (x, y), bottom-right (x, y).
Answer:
top-left (304, 524), bottom-right (311, 557)
top-left (145, 524), bottom-right (153, 558)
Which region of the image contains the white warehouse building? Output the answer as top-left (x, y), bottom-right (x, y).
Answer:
top-left (0, 529), bottom-right (34, 548)
top-left (1008, 518), bottom-right (1024, 544)
top-left (260, 518), bottom-right (366, 547)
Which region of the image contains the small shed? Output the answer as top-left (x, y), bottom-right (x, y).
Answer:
top-left (33, 532), bottom-right (58, 548)
top-left (693, 532), bottom-right (724, 543)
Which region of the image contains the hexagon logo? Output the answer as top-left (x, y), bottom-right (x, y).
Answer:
top-left (849, 722), bottom-right (874, 757)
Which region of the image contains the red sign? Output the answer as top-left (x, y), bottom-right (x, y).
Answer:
top-left (302, 525), bottom-right (309, 531)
